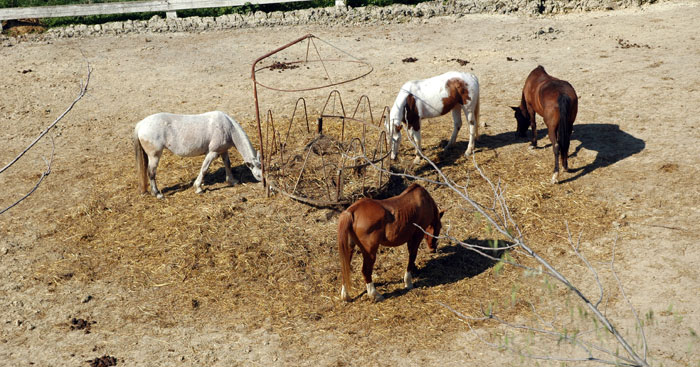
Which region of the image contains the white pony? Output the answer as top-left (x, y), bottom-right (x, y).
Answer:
top-left (134, 111), bottom-right (263, 198)
top-left (386, 71), bottom-right (480, 164)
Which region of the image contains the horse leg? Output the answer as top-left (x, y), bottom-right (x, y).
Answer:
top-left (548, 126), bottom-right (560, 184)
top-left (528, 107), bottom-right (538, 148)
top-left (361, 250), bottom-right (383, 302)
top-left (221, 151), bottom-right (238, 186)
top-left (463, 105), bottom-right (478, 156)
top-left (404, 238), bottom-right (421, 290)
top-left (340, 237), bottom-right (356, 302)
top-left (447, 107), bottom-right (462, 149)
top-left (147, 152), bottom-right (163, 199)
top-left (409, 128), bottom-right (423, 165)
top-left (193, 151), bottom-right (219, 194)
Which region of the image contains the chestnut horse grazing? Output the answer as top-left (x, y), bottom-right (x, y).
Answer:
top-left (387, 71), bottom-right (480, 164)
top-left (511, 66), bottom-right (578, 184)
top-left (337, 183), bottom-right (444, 302)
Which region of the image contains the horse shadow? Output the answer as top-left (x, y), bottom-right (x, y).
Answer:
top-left (414, 123), bottom-right (645, 183)
top-left (160, 164), bottom-right (258, 196)
top-left (378, 239), bottom-right (510, 300)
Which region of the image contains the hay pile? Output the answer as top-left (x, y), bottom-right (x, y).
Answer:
top-left (265, 115), bottom-right (391, 206)
top-left (34, 115), bottom-right (621, 356)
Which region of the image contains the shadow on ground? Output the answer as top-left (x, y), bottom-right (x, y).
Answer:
top-left (161, 164), bottom-right (259, 196)
top-left (378, 239), bottom-right (511, 300)
top-left (414, 123), bottom-right (645, 183)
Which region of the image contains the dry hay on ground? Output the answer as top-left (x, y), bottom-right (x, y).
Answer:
top-left (32, 114), bottom-right (621, 353)
top-left (265, 115), bottom-right (391, 205)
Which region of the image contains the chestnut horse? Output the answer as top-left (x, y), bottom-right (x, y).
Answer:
top-left (387, 71), bottom-right (480, 164)
top-left (511, 66), bottom-right (578, 183)
top-left (337, 183), bottom-right (444, 302)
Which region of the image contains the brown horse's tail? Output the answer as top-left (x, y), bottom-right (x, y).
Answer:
top-left (557, 94), bottom-right (572, 158)
top-left (337, 210), bottom-right (355, 298)
top-left (134, 127), bottom-right (148, 194)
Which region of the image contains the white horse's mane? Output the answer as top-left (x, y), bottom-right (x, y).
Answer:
top-left (224, 114), bottom-right (258, 163)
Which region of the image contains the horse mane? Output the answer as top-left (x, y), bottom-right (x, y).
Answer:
top-left (383, 183), bottom-right (432, 223)
top-left (224, 114), bottom-right (258, 163)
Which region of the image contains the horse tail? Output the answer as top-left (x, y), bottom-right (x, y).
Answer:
top-left (133, 126), bottom-right (148, 194)
top-left (337, 210), bottom-right (355, 297)
top-left (557, 94), bottom-right (572, 158)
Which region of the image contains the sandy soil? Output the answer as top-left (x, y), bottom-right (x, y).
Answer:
top-left (1, 1), bottom-right (698, 366)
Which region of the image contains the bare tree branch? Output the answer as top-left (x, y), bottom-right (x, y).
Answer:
top-left (610, 234), bottom-right (648, 361)
top-left (0, 61), bottom-right (91, 215)
top-left (0, 135), bottom-right (55, 215)
top-left (342, 132), bottom-right (649, 366)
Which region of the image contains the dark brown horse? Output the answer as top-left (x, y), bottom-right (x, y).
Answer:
top-left (511, 66), bottom-right (578, 183)
top-left (337, 183), bottom-right (444, 302)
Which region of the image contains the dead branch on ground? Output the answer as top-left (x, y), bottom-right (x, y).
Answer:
top-left (342, 135), bottom-right (649, 366)
top-left (0, 61), bottom-right (91, 215)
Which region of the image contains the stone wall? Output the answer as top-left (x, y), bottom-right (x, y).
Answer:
top-left (6, 0), bottom-right (659, 39)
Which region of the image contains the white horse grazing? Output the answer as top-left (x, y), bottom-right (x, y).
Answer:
top-left (386, 71), bottom-right (480, 164)
top-left (134, 111), bottom-right (263, 198)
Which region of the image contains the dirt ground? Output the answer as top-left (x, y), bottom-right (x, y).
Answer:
top-left (1, 1), bottom-right (699, 366)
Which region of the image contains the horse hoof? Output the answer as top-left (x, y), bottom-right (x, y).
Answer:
top-left (551, 174), bottom-right (559, 184)
top-left (341, 286), bottom-right (351, 302)
top-left (371, 293), bottom-right (385, 302)
top-left (195, 187), bottom-right (204, 194)
top-left (412, 156), bottom-right (422, 165)
top-left (156, 193), bottom-right (164, 199)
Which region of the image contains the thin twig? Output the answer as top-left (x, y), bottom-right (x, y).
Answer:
top-left (0, 61), bottom-right (91, 215)
top-left (345, 116), bottom-right (649, 367)
top-left (610, 234), bottom-right (648, 361)
top-left (1, 63), bottom-right (91, 175)
top-left (0, 135), bottom-right (55, 215)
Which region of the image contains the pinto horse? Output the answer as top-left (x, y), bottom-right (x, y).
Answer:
top-left (134, 111), bottom-right (263, 198)
top-left (337, 183), bottom-right (444, 302)
top-left (511, 66), bottom-right (578, 183)
top-left (387, 71), bottom-right (480, 164)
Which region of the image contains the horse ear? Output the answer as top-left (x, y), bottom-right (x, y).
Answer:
top-left (439, 209), bottom-right (446, 218)
top-left (510, 106), bottom-right (519, 112)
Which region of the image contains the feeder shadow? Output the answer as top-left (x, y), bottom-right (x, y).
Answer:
top-left (379, 239), bottom-right (511, 300)
top-left (371, 170), bottom-right (410, 200)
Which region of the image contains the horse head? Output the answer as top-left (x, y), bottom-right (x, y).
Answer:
top-left (424, 208), bottom-right (445, 253)
top-left (386, 104), bottom-right (403, 160)
top-left (511, 106), bottom-right (530, 137)
top-left (246, 151), bottom-right (263, 182)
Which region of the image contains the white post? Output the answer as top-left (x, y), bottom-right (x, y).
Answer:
top-left (335, 0), bottom-right (346, 7)
top-left (166, 11), bottom-right (178, 19)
